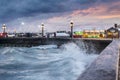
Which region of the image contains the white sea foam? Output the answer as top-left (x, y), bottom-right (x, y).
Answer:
top-left (0, 42), bottom-right (99, 80)
top-left (32, 45), bottom-right (58, 50)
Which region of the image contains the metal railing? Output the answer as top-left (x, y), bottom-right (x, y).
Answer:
top-left (116, 46), bottom-right (120, 80)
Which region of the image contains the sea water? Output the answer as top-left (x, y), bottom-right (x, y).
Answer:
top-left (0, 42), bottom-right (98, 80)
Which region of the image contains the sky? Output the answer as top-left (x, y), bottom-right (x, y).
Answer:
top-left (0, 0), bottom-right (120, 32)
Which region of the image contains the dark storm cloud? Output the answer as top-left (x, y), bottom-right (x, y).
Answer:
top-left (0, 0), bottom-right (119, 23)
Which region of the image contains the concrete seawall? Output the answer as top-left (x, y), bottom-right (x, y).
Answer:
top-left (73, 39), bottom-right (111, 54)
top-left (0, 37), bottom-right (72, 47)
top-left (0, 37), bottom-right (112, 47)
top-left (77, 40), bottom-right (120, 80)
top-left (0, 37), bottom-right (112, 55)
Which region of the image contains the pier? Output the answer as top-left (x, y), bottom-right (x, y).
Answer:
top-left (0, 0), bottom-right (119, 79)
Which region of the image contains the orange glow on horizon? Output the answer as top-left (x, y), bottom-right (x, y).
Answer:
top-left (97, 15), bottom-right (120, 19)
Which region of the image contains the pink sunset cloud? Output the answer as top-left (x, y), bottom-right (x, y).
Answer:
top-left (70, 2), bottom-right (120, 19)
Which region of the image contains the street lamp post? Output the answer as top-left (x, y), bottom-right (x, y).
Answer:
top-left (2, 24), bottom-right (6, 33)
top-left (41, 23), bottom-right (44, 37)
top-left (70, 21), bottom-right (73, 38)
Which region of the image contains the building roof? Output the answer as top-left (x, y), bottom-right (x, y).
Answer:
top-left (107, 27), bottom-right (119, 32)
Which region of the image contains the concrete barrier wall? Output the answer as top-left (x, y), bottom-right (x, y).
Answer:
top-left (82, 40), bottom-right (111, 54)
top-left (0, 38), bottom-right (112, 47)
top-left (77, 40), bottom-right (120, 80)
top-left (0, 37), bottom-right (72, 47)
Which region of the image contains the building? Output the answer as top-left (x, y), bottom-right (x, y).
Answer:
top-left (82, 29), bottom-right (104, 38)
top-left (0, 33), bottom-right (7, 38)
top-left (105, 27), bottom-right (119, 38)
top-left (73, 31), bottom-right (83, 38)
top-left (114, 24), bottom-right (120, 38)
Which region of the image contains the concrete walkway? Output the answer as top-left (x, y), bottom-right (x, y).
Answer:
top-left (77, 40), bottom-right (120, 80)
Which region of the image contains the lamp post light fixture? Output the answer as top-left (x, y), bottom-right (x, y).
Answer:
top-left (70, 21), bottom-right (73, 38)
top-left (21, 22), bottom-right (25, 26)
top-left (2, 24), bottom-right (6, 33)
top-left (41, 23), bottom-right (44, 37)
